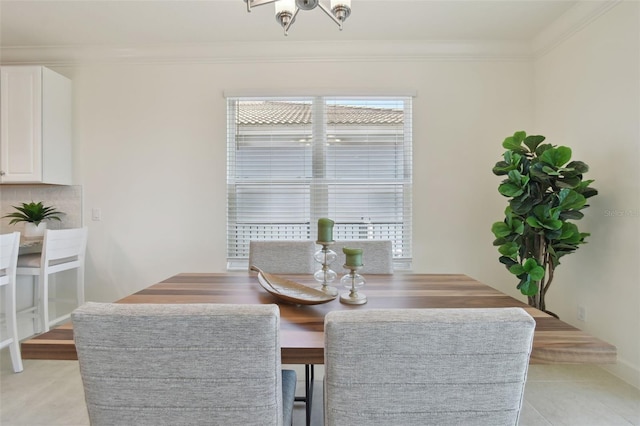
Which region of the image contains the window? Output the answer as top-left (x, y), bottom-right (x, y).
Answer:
top-left (226, 96), bottom-right (412, 270)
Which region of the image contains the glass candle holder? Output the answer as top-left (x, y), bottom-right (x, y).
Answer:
top-left (314, 241), bottom-right (338, 296)
top-left (339, 265), bottom-right (367, 305)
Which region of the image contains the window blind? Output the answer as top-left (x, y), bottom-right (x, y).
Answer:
top-left (226, 96), bottom-right (412, 270)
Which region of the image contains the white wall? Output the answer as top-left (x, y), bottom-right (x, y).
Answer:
top-left (59, 59), bottom-right (531, 303)
top-left (534, 1), bottom-right (640, 387)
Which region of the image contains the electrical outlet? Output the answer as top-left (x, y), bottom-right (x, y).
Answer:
top-left (577, 305), bottom-right (587, 322)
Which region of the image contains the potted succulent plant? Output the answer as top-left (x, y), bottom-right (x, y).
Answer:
top-left (3, 201), bottom-right (63, 238)
top-left (491, 131), bottom-right (597, 317)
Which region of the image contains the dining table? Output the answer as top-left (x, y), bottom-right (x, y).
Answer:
top-left (21, 271), bottom-right (616, 365)
top-left (19, 271), bottom-right (617, 426)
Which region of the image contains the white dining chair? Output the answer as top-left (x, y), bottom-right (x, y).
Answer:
top-left (331, 240), bottom-right (393, 274)
top-left (17, 227), bottom-right (88, 333)
top-left (72, 302), bottom-right (296, 426)
top-left (0, 232), bottom-right (23, 373)
top-left (324, 307), bottom-right (536, 426)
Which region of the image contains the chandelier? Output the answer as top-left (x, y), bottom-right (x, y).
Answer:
top-left (244, 0), bottom-right (352, 36)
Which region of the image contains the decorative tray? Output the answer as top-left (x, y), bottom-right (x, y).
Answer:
top-left (252, 267), bottom-right (337, 305)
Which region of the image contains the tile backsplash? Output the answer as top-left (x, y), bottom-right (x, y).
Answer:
top-left (0, 185), bottom-right (83, 233)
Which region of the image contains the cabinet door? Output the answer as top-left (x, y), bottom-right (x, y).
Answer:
top-left (0, 66), bottom-right (43, 183)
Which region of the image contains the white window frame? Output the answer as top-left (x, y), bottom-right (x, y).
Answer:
top-left (226, 95), bottom-right (413, 271)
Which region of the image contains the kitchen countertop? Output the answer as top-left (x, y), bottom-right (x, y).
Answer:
top-left (19, 238), bottom-right (43, 255)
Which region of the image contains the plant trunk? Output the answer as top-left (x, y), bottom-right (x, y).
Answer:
top-left (526, 234), bottom-right (559, 318)
top-left (541, 261), bottom-right (558, 318)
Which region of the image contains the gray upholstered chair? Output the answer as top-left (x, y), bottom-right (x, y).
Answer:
top-left (248, 239), bottom-right (316, 426)
top-left (249, 240), bottom-right (316, 274)
top-left (324, 308), bottom-right (536, 426)
top-left (331, 240), bottom-right (393, 274)
top-left (72, 302), bottom-right (296, 426)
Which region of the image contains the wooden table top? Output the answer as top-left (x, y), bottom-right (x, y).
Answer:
top-left (21, 272), bottom-right (617, 365)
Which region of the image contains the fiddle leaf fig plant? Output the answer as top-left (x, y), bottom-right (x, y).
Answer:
top-left (491, 131), bottom-right (597, 316)
top-left (3, 201), bottom-right (63, 226)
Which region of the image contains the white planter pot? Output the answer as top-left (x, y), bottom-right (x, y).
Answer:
top-left (24, 222), bottom-right (47, 238)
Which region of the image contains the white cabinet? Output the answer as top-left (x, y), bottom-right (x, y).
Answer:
top-left (0, 66), bottom-right (72, 184)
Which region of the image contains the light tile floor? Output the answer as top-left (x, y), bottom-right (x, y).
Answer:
top-left (1, 350), bottom-right (638, 425)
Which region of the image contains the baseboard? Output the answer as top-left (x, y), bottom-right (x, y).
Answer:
top-left (603, 357), bottom-right (640, 390)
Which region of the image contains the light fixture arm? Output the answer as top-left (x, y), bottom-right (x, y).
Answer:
top-left (317, 2), bottom-right (343, 30)
top-left (245, 0), bottom-right (279, 13)
top-left (283, 7), bottom-right (300, 35)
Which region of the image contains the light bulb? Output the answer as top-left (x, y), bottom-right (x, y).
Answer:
top-left (275, 0), bottom-right (296, 15)
top-left (275, 0), bottom-right (296, 32)
top-left (330, 0), bottom-right (351, 22)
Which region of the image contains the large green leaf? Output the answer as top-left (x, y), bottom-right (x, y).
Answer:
top-left (526, 216), bottom-right (542, 228)
top-left (574, 180), bottom-right (598, 199)
top-left (535, 143), bottom-right (554, 157)
top-left (539, 203), bottom-right (561, 220)
top-left (560, 210), bottom-right (584, 220)
top-left (546, 219), bottom-right (563, 230)
top-left (558, 189), bottom-right (586, 210)
top-left (513, 131), bottom-right (526, 142)
top-left (499, 183), bottom-right (524, 197)
top-left (502, 136), bottom-right (521, 151)
top-left (509, 264), bottom-right (525, 276)
top-left (542, 165), bottom-right (560, 176)
top-left (499, 242), bottom-right (520, 259)
top-left (493, 237), bottom-right (508, 246)
top-left (518, 278), bottom-right (539, 296)
top-left (524, 135), bottom-right (545, 152)
top-left (580, 187), bottom-right (599, 199)
top-left (510, 195), bottom-right (535, 216)
top-left (557, 176), bottom-right (582, 188)
top-left (505, 151), bottom-right (522, 167)
top-left (507, 169), bottom-right (522, 182)
top-left (503, 132), bottom-right (528, 153)
top-left (493, 161), bottom-right (515, 175)
top-left (510, 259), bottom-right (545, 293)
top-left (499, 170), bottom-right (530, 197)
top-left (528, 264), bottom-right (545, 281)
top-left (566, 160), bottom-right (589, 174)
top-left (528, 205), bottom-right (562, 230)
top-left (522, 258), bottom-right (538, 272)
top-left (499, 256), bottom-right (518, 268)
top-left (540, 146), bottom-right (572, 167)
top-left (491, 222), bottom-right (512, 238)
top-left (529, 163), bottom-right (553, 184)
top-left (512, 218), bottom-right (524, 234)
top-left (544, 227), bottom-right (563, 241)
top-left (504, 205), bottom-right (514, 221)
top-left (559, 222), bottom-right (577, 239)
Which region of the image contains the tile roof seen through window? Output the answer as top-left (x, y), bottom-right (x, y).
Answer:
top-left (238, 101), bottom-right (403, 126)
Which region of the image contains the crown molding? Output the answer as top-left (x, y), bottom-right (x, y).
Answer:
top-left (0, 40), bottom-right (531, 66)
top-left (532, 0), bottom-right (622, 57)
top-left (0, 1), bottom-right (622, 66)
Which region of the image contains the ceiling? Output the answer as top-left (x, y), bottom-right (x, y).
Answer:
top-left (1, 0), bottom-right (579, 47)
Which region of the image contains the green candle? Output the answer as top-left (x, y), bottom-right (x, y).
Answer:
top-left (343, 247), bottom-right (363, 267)
top-left (317, 218), bottom-right (335, 243)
